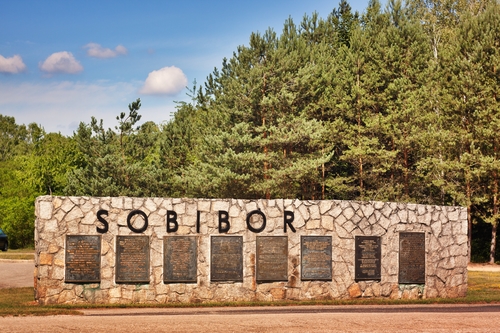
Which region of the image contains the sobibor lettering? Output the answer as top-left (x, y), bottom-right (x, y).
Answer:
top-left (95, 209), bottom-right (296, 234)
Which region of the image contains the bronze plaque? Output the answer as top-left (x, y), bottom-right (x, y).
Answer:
top-left (355, 236), bottom-right (381, 281)
top-left (399, 232), bottom-right (426, 284)
top-left (211, 236), bottom-right (243, 282)
top-left (256, 236), bottom-right (288, 282)
top-left (116, 236), bottom-right (150, 284)
top-left (164, 236), bottom-right (197, 283)
top-left (301, 236), bottom-right (332, 281)
top-left (65, 235), bottom-right (101, 283)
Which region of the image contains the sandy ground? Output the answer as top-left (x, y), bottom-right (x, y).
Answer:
top-left (467, 263), bottom-right (500, 272)
top-left (2, 304), bottom-right (500, 332)
top-left (0, 259), bottom-right (34, 289)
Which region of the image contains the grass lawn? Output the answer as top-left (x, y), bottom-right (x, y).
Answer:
top-left (1, 271), bottom-right (499, 316)
top-left (0, 249), bottom-right (34, 261)
top-left (0, 287), bottom-right (80, 316)
top-left (467, 270), bottom-right (500, 302)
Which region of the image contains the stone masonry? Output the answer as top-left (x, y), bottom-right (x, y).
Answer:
top-left (34, 196), bottom-right (468, 304)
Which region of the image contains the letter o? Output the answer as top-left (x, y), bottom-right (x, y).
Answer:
top-left (246, 209), bottom-right (266, 233)
top-left (127, 210), bottom-right (148, 233)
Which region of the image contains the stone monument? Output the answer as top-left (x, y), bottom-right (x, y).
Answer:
top-left (34, 196), bottom-right (468, 304)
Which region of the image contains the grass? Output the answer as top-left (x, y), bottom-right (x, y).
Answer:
top-left (467, 270), bottom-right (500, 302)
top-left (1, 271), bottom-right (499, 317)
top-left (0, 287), bottom-right (80, 316)
top-left (0, 248), bottom-right (34, 261)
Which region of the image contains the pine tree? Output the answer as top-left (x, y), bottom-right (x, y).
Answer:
top-left (453, 3), bottom-right (500, 263)
top-left (375, 0), bottom-right (432, 202)
top-left (66, 100), bottom-right (162, 196)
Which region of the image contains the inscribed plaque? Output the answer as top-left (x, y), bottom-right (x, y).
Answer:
top-left (355, 236), bottom-right (381, 281)
top-left (256, 236), bottom-right (288, 282)
top-left (210, 236), bottom-right (243, 282)
top-left (115, 236), bottom-right (150, 284)
top-left (301, 236), bottom-right (332, 281)
top-left (65, 235), bottom-right (101, 283)
top-left (399, 232), bottom-right (426, 284)
top-left (164, 236), bottom-right (198, 283)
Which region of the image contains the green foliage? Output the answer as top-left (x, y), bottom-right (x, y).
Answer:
top-left (0, 114), bottom-right (29, 161)
top-left (65, 99), bottom-right (164, 196)
top-left (17, 130), bottom-right (78, 196)
top-left (0, 119), bottom-right (79, 247)
top-left (0, 161), bottom-right (37, 248)
top-left (0, 117), bottom-right (38, 248)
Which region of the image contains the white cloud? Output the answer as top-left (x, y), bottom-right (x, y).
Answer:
top-left (0, 80), bottom-right (137, 135)
top-left (39, 51), bottom-right (83, 74)
top-left (0, 54), bottom-right (27, 74)
top-left (140, 66), bottom-right (188, 96)
top-left (0, 80), bottom-right (178, 136)
top-left (84, 43), bottom-right (128, 58)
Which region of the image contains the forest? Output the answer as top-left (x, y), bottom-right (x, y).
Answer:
top-left (0, 0), bottom-right (499, 263)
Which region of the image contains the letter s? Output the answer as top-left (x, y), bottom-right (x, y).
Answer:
top-left (96, 209), bottom-right (109, 234)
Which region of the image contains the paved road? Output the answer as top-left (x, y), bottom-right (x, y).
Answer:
top-left (0, 260), bottom-right (34, 289)
top-left (2, 304), bottom-right (500, 332)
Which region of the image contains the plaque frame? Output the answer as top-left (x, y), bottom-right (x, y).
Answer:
top-left (399, 232), bottom-right (426, 284)
top-left (256, 236), bottom-right (288, 283)
top-left (65, 235), bottom-right (101, 283)
top-left (210, 236), bottom-right (244, 282)
top-left (355, 235), bottom-right (381, 281)
top-left (115, 235), bottom-right (150, 284)
top-left (300, 236), bottom-right (332, 281)
top-left (164, 236), bottom-right (198, 284)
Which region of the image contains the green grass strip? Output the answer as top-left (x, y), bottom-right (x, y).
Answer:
top-left (0, 249), bottom-right (35, 261)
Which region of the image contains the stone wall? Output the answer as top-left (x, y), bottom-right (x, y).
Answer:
top-left (34, 196), bottom-right (468, 304)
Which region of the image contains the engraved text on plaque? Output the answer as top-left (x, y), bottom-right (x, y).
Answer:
top-left (399, 232), bottom-right (425, 284)
top-left (256, 236), bottom-right (288, 282)
top-left (301, 236), bottom-right (332, 281)
top-left (164, 236), bottom-right (197, 283)
top-left (65, 235), bottom-right (101, 283)
top-left (116, 236), bottom-right (150, 284)
top-left (355, 236), bottom-right (381, 281)
top-left (211, 236), bottom-right (243, 282)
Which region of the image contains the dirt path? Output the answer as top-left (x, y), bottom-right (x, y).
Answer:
top-left (2, 304), bottom-right (500, 333)
top-left (467, 263), bottom-right (500, 272)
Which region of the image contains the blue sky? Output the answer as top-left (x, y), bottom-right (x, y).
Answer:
top-left (1, 0), bottom-right (370, 136)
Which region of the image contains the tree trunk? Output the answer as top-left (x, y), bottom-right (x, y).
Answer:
top-left (490, 171), bottom-right (498, 264)
top-left (356, 57), bottom-right (364, 200)
top-left (468, 205), bottom-right (472, 263)
top-left (466, 179), bottom-right (472, 263)
top-left (403, 146), bottom-right (409, 198)
top-left (263, 115), bottom-right (270, 200)
top-left (491, 221), bottom-right (498, 264)
top-left (261, 73), bottom-right (270, 200)
top-left (322, 161), bottom-right (325, 200)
